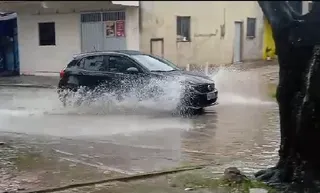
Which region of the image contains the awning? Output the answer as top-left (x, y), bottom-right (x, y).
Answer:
top-left (0, 1), bottom-right (138, 14)
top-left (0, 12), bottom-right (17, 21)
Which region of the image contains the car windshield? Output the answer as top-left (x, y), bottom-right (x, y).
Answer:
top-left (131, 54), bottom-right (180, 72)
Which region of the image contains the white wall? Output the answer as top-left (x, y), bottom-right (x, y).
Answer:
top-left (125, 7), bottom-right (140, 50)
top-left (17, 7), bottom-right (140, 75)
top-left (302, 1), bottom-right (312, 14)
top-left (17, 13), bottom-right (81, 75)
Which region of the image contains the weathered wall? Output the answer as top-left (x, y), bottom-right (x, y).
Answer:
top-left (139, 1), bottom-right (264, 68)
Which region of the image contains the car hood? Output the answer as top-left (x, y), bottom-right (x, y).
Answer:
top-left (150, 70), bottom-right (215, 85)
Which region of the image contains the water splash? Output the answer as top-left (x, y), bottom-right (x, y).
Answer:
top-left (209, 66), bottom-right (274, 106)
top-left (0, 66), bottom-right (275, 118)
top-left (59, 76), bottom-right (186, 115)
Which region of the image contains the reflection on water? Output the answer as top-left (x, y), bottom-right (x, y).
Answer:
top-left (0, 102), bottom-right (279, 175)
top-left (182, 104), bottom-right (279, 175)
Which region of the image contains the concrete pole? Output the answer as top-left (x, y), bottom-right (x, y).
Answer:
top-left (186, 63), bottom-right (190, 71)
top-left (204, 62), bottom-right (209, 75)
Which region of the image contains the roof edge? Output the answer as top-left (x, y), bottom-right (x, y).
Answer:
top-left (0, 12), bottom-right (17, 21)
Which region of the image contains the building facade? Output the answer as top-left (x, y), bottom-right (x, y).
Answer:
top-left (140, 1), bottom-right (264, 69)
top-left (0, 1), bottom-right (139, 75)
top-left (0, 1), bottom-right (265, 75)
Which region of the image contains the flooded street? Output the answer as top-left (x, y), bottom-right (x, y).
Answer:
top-left (0, 67), bottom-right (280, 191)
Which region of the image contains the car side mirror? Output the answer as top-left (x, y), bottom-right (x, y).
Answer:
top-left (126, 67), bottom-right (139, 73)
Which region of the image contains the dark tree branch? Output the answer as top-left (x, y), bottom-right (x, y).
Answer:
top-left (258, 1), bottom-right (301, 35)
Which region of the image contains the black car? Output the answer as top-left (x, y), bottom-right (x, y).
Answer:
top-left (58, 50), bottom-right (218, 112)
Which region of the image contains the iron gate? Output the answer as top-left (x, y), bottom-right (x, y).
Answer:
top-left (80, 11), bottom-right (126, 52)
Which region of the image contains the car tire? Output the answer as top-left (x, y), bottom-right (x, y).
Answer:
top-left (193, 108), bottom-right (205, 115)
top-left (175, 101), bottom-right (204, 115)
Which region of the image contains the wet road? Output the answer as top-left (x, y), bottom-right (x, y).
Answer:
top-left (0, 68), bottom-right (279, 190)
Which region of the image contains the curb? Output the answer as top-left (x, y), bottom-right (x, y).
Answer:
top-left (0, 84), bottom-right (56, 89)
top-left (22, 164), bottom-right (208, 193)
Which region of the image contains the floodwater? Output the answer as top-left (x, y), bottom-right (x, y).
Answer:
top-left (0, 67), bottom-right (279, 191)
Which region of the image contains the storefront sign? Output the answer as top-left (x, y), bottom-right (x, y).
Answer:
top-left (116, 20), bottom-right (125, 37)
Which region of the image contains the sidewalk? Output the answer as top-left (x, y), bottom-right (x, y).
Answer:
top-left (0, 75), bottom-right (59, 89)
top-left (0, 60), bottom-right (279, 89)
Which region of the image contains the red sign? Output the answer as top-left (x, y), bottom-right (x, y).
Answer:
top-left (116, 20), bottom-right (125, 37)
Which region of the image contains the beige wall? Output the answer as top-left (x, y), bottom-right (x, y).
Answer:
top-left (139, 1), bottom-right (264, 68)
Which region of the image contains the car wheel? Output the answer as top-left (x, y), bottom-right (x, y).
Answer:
top-left (193, 108), bottom-right (205, 115)
top-left (175, 102), bottom-right (204, 115)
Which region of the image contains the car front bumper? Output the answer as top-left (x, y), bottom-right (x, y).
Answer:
top-left (183, 88), bottom-right (218, 109)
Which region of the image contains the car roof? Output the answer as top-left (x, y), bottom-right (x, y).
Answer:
top-left (72, 50), bottom-right (144, 60)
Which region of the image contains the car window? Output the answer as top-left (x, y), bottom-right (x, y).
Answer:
top-left (67, 59), bottom-right (78, 68)
top-left (81, 55), bottom-right (106, 71)
top-left (131, 55), bottom-right (179, 72)
top-left (108, 56), bottom-right (139, 73)
top-left (67, 60), bottom-right (77, 68)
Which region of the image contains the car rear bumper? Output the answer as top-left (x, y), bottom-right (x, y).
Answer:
top-left (183, 89), bottom-right (218, 109)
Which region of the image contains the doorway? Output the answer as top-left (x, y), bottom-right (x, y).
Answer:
top-left (150, 38), bottom-right (164, 57)
top-left (0, 14), bottom-right (19, 76)
top-left (233, 21), bottom-right (243, 64)
top-left (80, 11), bottom-right (127, 52)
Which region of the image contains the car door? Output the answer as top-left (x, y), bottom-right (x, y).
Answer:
top-left (105, 54), bottom-right (145, 94)
top-left (78, 55), bottom-right (108, 89)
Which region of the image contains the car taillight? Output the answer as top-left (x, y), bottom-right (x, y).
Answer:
top-left (59, 70), bottom-right (65, 78)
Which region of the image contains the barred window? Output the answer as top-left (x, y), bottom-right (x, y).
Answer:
top-left (246, 17), bottom-right (256, 38)
top-left (177, 16), bottom-right (191, 41)
top-left (80, 11), bottom-right (125, 23)
top-left (103, 11), bottom-right (125, 21)
top-left (81, 13), bottom-right (101, 22)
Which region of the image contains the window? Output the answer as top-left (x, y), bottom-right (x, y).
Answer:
top-left (38, 22), bottom-right (56, 46)
top-left (246, 17), bottom-right (256, 38)
top-left (81, 55), bottom-right (106, 71)
top-left (131, 55), bottom-right (178, 72)
top-left (67, 59), bottom-right (80, 69)
top-left (108, 56), bottom-right (139, 73)
top-left (177, 16), bottom-right (191, 41)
